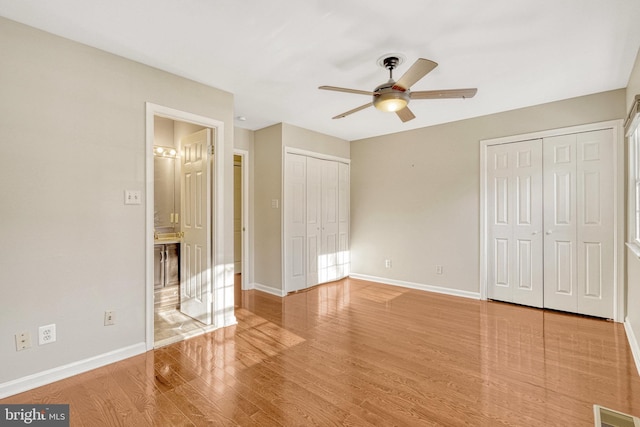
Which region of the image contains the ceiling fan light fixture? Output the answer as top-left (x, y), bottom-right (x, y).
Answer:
top-left (373, 91), bottom-right (409, 112)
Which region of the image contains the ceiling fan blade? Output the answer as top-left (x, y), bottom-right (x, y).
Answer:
top-left (394, 58), bottom-right (438, 91)
top-left (332, 103), bottom-right (372, 119)
top-left (411, 88), bottom-right (478, 99)
top-left (319, 86), bottom-right (374, 96)
top-left (396, 106), bottom-right (416, 123)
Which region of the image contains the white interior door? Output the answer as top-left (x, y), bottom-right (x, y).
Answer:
top-left (180, 129), bottom-right (212, 324)
top-left (284, 154), bottom-right (307, 292)
top-left (543, 130), bottom-right (614, 317)
top-left (487, 140), bottom-right (543, 307)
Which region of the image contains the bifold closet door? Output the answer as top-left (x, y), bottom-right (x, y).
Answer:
top-left (542, 130), bottom-right (614, 318)
top-left (285, 154), bottom-right (350, 292)
top-left (284, 154), bottom-right (307, 292)
top-left (487, 139), bottom-right (544, 307)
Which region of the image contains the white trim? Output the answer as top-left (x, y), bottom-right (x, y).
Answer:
top-left (0, 343), bottom-right (146, 399)
top-left (284, 146), bottom-right (351, 164)
top-left (145, 103), bottom-right (233, 351)
top-left (234, 149), bottom-right (251, 290)
top-left (624, 318), bottom-right (640, 376)
top-left (252, 282), bottom-right (287, 297)
top-left (479, 119), bottom-right (625, 321)
top-left (349, 273), bottom-right (481, 300)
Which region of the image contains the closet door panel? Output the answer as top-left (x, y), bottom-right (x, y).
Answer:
top-left (576, 130), bottom-right (614, 318)
top-left (284, 154), bottom-right (307, 292)
top-left (487, 140), bottom-right (543, 307)
top-left (512, 141), bottom-right (543, 307)
top-left (487, 145), bottom-right (515, 303)
top-left (543, 134), bottom-right (578, 313)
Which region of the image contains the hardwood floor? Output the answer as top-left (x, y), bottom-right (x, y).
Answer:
top-left (2, 278), bottom-right (639, 426)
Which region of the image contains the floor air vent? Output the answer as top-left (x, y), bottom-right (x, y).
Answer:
top-left (594, 405), bottom-right (640, 427)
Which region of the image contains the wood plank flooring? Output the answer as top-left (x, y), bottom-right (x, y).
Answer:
top-left (2, 278), bottom-right (639, 426)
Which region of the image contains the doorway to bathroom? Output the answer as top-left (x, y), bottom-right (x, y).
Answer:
top-left (145, 103), bottom-right (232, 350)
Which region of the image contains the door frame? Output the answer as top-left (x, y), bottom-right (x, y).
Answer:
top-left (233, 149), bottom-right (250, 290)
top-left (479, 119), bottom-right (624, 321)
top-left (145, 102), bottom-right (229, 350)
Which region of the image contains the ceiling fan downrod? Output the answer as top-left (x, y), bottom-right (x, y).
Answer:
top-left (383, 56), bottom-right (400, 81)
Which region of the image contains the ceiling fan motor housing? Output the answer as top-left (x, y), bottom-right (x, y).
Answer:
top-left (373, 81), bottom-right (410, 112)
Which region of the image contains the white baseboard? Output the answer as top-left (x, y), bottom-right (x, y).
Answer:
top-left (251, 282), bottom-right (286, 297)
top-left (0, 342), bottom-right (146, 399)
top-left (624, 318), bottom-right (640, 376)
top-left (349, 273), bottom-right (481, 300)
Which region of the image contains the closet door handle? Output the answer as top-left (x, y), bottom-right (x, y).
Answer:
top-left (545, 230), bottom-right (553, 235)
top-left (532, 231), bottom-right (540, 236)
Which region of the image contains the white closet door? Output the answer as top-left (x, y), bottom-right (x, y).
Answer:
top-left (543, 130), bottom-right (614, 317)
top-left (285, 153), bottom-right (350, 292)
top-left (306, 157), bottom-right (322, 287)
top-left (576, 130), bottom-right (614, 318)
top-left (543, 134), bottom-right (578, 313)
top-left (487, 140), bottom-right (543, 307)
top-left (320, 160), bottom-right (339, 283)
top-left (284, 154), bottom-right (307, 292)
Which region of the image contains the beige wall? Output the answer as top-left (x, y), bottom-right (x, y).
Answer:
top-left (626, 47), bottom-right (640, 354)
top-left (350, 89), bottom-right (626, 294)
top-left (0, 17), bottom-right (234, 386)
top-left (254, 124), bottom-right (284, 289)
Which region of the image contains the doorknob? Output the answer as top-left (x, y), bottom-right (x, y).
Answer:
top-left (532, 231), bottom-right (540, 236)
top-left (545, 230), bottom-right (553, 235)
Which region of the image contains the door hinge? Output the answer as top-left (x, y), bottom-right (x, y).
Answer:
top-left (208, 145), bottom-right (214, 156)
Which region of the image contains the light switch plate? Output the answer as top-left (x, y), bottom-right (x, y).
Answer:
top-left (124, 190), bottom-right (141, 205)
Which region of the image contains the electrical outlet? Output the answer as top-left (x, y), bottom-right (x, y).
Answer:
top-left (38, 324), bottom-right (56, 345)
top-left (436, 265), bottom-right (443, 275)
top-left (385, 259), bottom-right (392, 268)
top-left (15, 331), bottom-right (31, 351)
top-left (104, 310), bottom-right (115, 326)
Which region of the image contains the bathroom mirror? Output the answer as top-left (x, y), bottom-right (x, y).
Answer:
top-left (154, 154), bottom-right (177, 231)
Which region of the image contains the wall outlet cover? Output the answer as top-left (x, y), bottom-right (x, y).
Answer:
top-left (38, 324), bottom-right (56, 345)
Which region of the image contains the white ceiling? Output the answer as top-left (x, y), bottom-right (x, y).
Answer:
top-left (1, 0), bottom-right (640, 141)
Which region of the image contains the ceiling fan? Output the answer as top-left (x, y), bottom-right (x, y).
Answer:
top-left (319, 55), bottom-right (477, 122)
